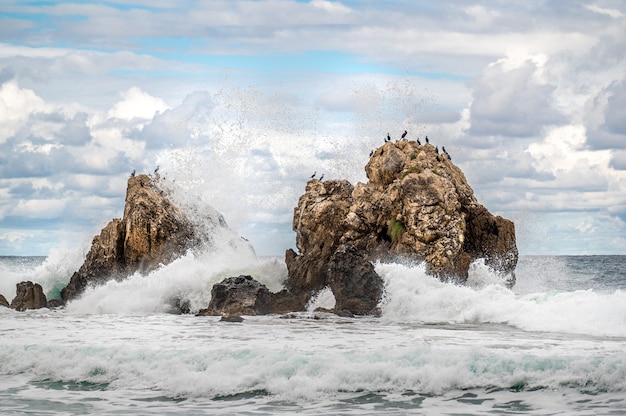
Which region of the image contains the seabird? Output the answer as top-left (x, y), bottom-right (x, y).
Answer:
top-left (387, 133), bottom-right (391, 142)
top-left (131, 169), bottom-right (135, 177)
top-left (369, 150), bottom-right (374, 157)
top-left (310, 171), bottom-right (316, 179)
top-left (154, 165), bottom-right (160, 174)
top-left (442, 146), bottom-right (446, 153)
top-left (401, 130), bottom-right (407, 140)
top-left (416, 138), bottom-right (421, 146)
top-left (425, 136), bottom-right (429, 144)
top-left (435, 146), bottom-right (439, 154)
top-left (319, 174), bottom-right (324, 181)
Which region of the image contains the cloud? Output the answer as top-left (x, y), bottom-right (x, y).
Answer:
top-left (107, 86), bottom-right (169, 121)
top-left (0, 79), bottom-right (49, 142)
top-left (468, 56), bottom-right (566, 137)
top-left (602, 80), bottom-right (626, 135)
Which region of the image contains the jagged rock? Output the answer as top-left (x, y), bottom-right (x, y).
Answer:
top-left (61, 174), bottom-right (200, 302)
top-left (10, 281), bottom-right (48, 311)
top-left (197, 275), bottom-right (301, 316)
top-left (0, 294), bottom-right (9, 308)
top-left (327, 244), bottom-right (383, 316)
top-left (285, 140), bottom-right (518, 312)
top-left (285, 179), bottom-right (354, 306)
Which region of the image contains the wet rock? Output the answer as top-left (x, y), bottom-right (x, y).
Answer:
top-left (10, 281), bottom-right (47, 311)
top-left (285, 140), bottom-right (518, 313)
top-left (61, 174), bottom-right (200, 302)
top-left (327, 244), bottom-right (383, 316)
top-left (197, 275), bottom-right (301, 317)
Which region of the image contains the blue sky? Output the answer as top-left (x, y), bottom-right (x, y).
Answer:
top-left (1, 0), bottom-right (626, 256)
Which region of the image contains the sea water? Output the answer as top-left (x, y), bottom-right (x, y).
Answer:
top-left (1, 253), bottom-right (625, 415)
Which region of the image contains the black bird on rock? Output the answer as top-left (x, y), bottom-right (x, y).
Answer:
top-left (386, 133), bottom-right (391, 142)
top-left (369, 150), bottom-right (374, 157)
top-left (416, 138), bottom-right (421, 145)
top-left (401, 130), bottom-right (407, 140)
top-left (310, 171), bottom-right (316, 179)
top-left (130, 169), bottom-right (135, 177)
top-left (425, 136), bottom-right (429, 144)
top-left (319, 174), bottom-right (324, 181)
top-left (435, 146), bottom-right (439, 154)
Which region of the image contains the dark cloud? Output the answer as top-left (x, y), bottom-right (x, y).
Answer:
top-left (610, 150), bottom-right (626, 170)
top-left (54, 112), bottom-right (93, 146)
top-left (603, 80), bottom-right (626, 135)
top-left (468, 60), bottom-right (566, 137)
top-left (8, 182), bottom-right (59, 198)
top-left (0, 66), bottom-right (16, 84)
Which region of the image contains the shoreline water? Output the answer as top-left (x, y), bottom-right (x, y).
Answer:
top-left (1, 255), bottom-right (625, 414)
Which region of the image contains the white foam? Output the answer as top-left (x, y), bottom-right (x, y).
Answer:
top-left (377, 261), bottom-right (626, 337)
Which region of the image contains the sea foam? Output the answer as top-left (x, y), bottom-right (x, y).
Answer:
top-left (377, 261), bottom-right (626, 337)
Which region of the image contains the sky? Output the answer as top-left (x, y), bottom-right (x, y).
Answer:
top-left (0, 0), bottom-right (625, 256)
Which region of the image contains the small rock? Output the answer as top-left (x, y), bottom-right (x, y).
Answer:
top-left (10, 281), bottom-right (47, 311)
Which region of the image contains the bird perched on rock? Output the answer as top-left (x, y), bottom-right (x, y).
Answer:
top-left (310, 171), bottom-right (316, 179)
top-left (401, 130), bottom-right (407, 140)
top-left (386, 133), bottom-right (391, 142)
top-left (369, 150), bottom-right (374, 157)
top-left (442, 146), bottom-right (451, 160)
top-left (130, 169), bottom-right (135, 177)
top-left (425, 136), bottom-right (429, 144)
top-left (319, 174), bottom-right (324, 181)
top-left (435, 146), bottom-right (439, 154)
top-left (416, 138), bottom-right (421, 145)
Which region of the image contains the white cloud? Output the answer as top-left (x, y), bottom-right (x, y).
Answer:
top-left (0, 80), bottom-right (48, 142)
top-left (10, 198), bottom-right (66, 219)
top-left (585, 4), bottom-right (623, 18)
top-left (107, 87), bottom-right (169, 121)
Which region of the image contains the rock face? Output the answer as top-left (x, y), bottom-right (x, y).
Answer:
top-left (197, 275), bottom-right (301, 317)
top-left (61, 174), bottom-right (199, 302)
top-left (10, 281), bottom-right (48, 311)
top-left (0, 294), bottom-right (9, 308)
top-left (285, 140), bottom-right (518, 311)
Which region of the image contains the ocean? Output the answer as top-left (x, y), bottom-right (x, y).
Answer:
top-left (0, 252), bottom-right (625, 415)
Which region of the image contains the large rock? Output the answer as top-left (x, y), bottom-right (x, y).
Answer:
top-left (197, 275), bottom-right (300, 317)
top-left (0, 294), bottom-right (9, 308)
top-left (10, 281), bottom-right (48, 311)
top-left (61, 174), bottom-right (199, 302)
top-left (285, 140), bottom-right (518, 311)
top-left (327, 244), bottom-right (383, 316)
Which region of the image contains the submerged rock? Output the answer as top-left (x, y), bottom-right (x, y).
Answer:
top-left (285, 140), bottom-right (518, 312)
top-left (10, 281), bottom-right (48, 311)
top-left (61, 174), bottom-right (201, 302)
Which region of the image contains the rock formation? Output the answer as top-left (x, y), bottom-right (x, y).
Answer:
top-left (285, 140), bottom-right (518, 312)
top-left (61, 174), bottom-right (200, 302)
top-left (0, 294), bottom-right (9, 308)
top-left (196, 275), bottom-right (300, 317)
top-left (10, 281), bottom-right (48, 311)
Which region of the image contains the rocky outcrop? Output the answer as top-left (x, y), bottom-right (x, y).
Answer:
top-left (327, 245), bottom-right (383, 316)
top-left (285, 140), bottom-right (518, 311)
top-left (0, 294), bottom-right (9, 308)
top-left (10, 281), bottom-right (48, 311)
top-left (61, 174), bottom-right (199, 302)
top-left (196, 275), bottom-right (301, 317)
